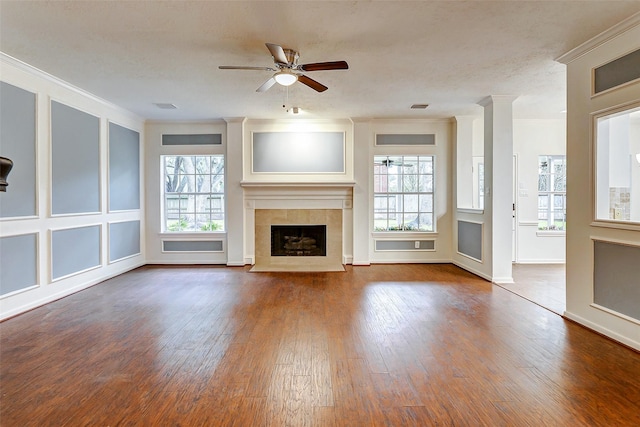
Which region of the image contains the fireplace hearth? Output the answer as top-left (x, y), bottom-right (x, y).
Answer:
top-left (271, 225), bottom-right (327, 257)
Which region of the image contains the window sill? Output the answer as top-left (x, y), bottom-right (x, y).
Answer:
top-left (159, 231), bottom-right (227, 238)
top-left (457, 208), bottom-right (484, 215)
top-left (536, 230), bottom-right (566, 237)
top-left (372, 231), bottom-right (438, 239)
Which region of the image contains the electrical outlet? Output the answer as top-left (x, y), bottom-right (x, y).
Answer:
top-left (414, 241), bottom-right (420, 249)
top-left (614, 208), bottom-right (622, 219)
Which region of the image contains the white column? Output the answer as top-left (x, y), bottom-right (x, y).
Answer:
top-left (224, 117), bottom-right (246, 266)
top-left (455, 116), bottom-right (475, 209)
top-left (479, 96), bottom-right (517, 283)
top-left (352, 118), bottom-right (372, 265)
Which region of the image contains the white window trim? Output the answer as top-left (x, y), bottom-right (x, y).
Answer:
top-left (538, 155), bottom-right (567, 232)
top-left (372, 154), bottom-right (436, 233)
top-left (161, 155), bottom-right (225, 233)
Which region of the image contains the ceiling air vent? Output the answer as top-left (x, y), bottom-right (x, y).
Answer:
top-left (154, 103), bottom-right (177, 109)
top-left (411, 104), bottom-right (429, 109)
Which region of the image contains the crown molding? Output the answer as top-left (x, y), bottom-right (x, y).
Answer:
top-left (556, 12), bottom-right (640, 64)
top-left (0, 51), bottom-right (144, 123)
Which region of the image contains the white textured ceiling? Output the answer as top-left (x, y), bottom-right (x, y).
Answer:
top-left (1, 1), bottom-right (639, 121)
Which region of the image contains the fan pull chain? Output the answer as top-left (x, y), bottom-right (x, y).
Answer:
top-left (283, 86), bottom-right (290, 112)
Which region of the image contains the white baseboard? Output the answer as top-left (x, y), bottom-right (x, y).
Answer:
top-left (516, 259), bottom-right (566, 264)
top-left (371, 258), bottom-right (451, 264)
top-left (0, 262), bottom-right (145, 321)
top-left (226, 262), bottom-right (247, 267)
top-left (492, 276), bottom-right (515, 284)
top-left (564, 311), bottom-right (640, 352)
top-left (451, 260), bottom-right (492, 281)
top-left (145, 260), bottom-right (227, 265)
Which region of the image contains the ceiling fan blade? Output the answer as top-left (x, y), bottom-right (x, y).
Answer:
top-left (219, 65), bottom-right (275, 71)
top-left (298, 61), bottom-right (349, 72)
top-left (297, 74), bottom-right (328, 92)
top-left (265, 43), bottom-right (289, 65)
top-left (256, 77), bottom-right (276, 92)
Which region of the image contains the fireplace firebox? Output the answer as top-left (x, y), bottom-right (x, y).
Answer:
top-left (271, 225), bottom-right (327, 257)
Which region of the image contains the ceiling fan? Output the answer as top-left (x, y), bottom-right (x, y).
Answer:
top-left (219, 43), bottom-right (348, 93)
top-left (375, 158), bottom-right (414, 168)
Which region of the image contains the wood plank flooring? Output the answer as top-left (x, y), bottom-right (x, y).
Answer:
top-left (501, 264), bottom-right (566, 315)
top-left (1, 264), bottom-right (639, 426)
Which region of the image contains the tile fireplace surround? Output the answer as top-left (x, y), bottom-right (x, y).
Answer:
top-left (242, 183), bottom-right (353, 272)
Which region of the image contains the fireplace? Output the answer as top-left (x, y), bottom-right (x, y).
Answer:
top-left (271, 225), bottom-right (327, 257)
top-left (241, 182), bottom-right (353, 272)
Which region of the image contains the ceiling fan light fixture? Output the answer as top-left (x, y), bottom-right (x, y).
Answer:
top-left (274, 71), bottom-right (298, 86)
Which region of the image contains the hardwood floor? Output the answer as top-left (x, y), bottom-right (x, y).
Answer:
top-left (500, 264), bottom-right (566, 315)
top-left (1, 264), bottom-right (639, 426)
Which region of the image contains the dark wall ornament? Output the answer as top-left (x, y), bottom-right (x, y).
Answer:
top-left (0, 157), bottom-right (13, 192)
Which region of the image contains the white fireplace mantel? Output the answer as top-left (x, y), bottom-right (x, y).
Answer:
top-left (242, 181), bottom-right (354, 266)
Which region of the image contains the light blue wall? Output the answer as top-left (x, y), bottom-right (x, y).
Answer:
top-left (52, 226), bottom-right (101, 280)
top-left (51, 101), bottom-right (100, 215)
top-left (0, 81), bottom-right (37, 218)
top-left (109, 220), bottom-right (140, 262)
top-left (0, 233), bottom-right (37, 295)
top-left (109, 122), bottom-right (140, 211)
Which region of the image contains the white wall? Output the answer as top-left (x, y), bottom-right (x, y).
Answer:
top-left (513, 119), bottom-right (566, 263)
top-left (558, 16), bottom-right (640, 350)
top-left (144, 117), bottom-right (455, 268)
top-left (0, 54), bottom-right (145, 320)
top-left (240, 118), bottom-right (355, 265)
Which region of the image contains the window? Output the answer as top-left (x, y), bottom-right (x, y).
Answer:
top-left (162, 155), bottom-right (224, 232)
top-left (538, 155), bottom-right (566, 231)
top-left (595, 105), bottom-right (640, 224)
top-left (373, 155), bottom-right (434, 231)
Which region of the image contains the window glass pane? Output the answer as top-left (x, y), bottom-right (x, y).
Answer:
top-left (403, 174), bottom-right (419, 192)
top-left (373, 155), bottom-right (434, 232)
top-left (553, 194), bottom-right (564, 208)
top-left (538, 155), bottom-right (567, 230)
top-left (195, 156), bottom-right (210, 174)
top-left (538, 174), bottom-right (549, 192)
top-left (374, 196), bottom-right (388, 211)
top-left (418, 214), bottom-right (433, 231)
top-left (387, 156), bottom-right (402, 167)
top-left (553, 174), bottom-right (566, 192)
top-left (402, 213), bottom-right (418, 230)
top-left (387, 170), bottom-right (401, 192)
top-left (403, 157), bottom-right (418, 170)
top-left (419, 175), bottom-right (433, 193)
top-left (195, 195), bottom-right (211, 214)
top-left (419, 158), bottom-right (433, 174)
top-left (595, 105), bottom-right (640, 223)
top-left (419, 194), bottom-right (433, 212)
top-left (538, 195), bottom-right (548, 209)
top-left (373, 173), bottom-right (385, 193)
top-left (181, 214), bottom-right (196, 231)
top-left (403, 194), bottom-right (419, 212)
top-left (388, 196), bottom-right (398, 212)
top-left (162, 155), bottom-right (225, 232)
